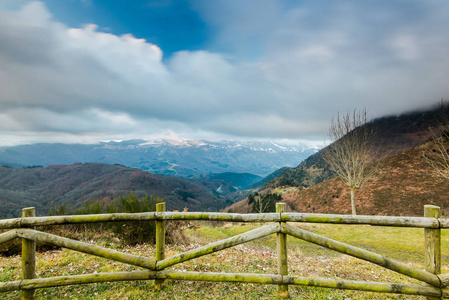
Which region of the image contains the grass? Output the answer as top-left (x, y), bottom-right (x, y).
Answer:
top-left (1, 222), bottom-right (448, 299)
top-left (272, 186), bottom-right (300, 195)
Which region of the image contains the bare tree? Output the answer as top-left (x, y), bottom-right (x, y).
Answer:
top-left (249, 193), bottom-right (279, 213)
top-left (323, 109), bottom-right (381, 215)
top-left (253, 194), bottom-right (271, 214)
top-left (423, 101), bottom-right (449, 179)
top-left (423, 132), bottom-right (449, 179)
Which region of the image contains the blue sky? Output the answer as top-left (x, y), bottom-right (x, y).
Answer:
top-left (0, 0), bottom-right (448, 146)
top-left (39, 0), bottom-right (209, 56)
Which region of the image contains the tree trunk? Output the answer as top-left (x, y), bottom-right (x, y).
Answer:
top-left (350, 188), bottom-right (357, 215)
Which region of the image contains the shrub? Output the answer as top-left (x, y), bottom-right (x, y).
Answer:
top-left (47, 193), bottom-right (163, 245)
top-left (106, 192), bottom-right (163, 245)
top-left (0, 193), bottom-right (188, 257)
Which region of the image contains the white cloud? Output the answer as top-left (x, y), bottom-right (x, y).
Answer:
top-left (0, 1), bottom-right (449, 146)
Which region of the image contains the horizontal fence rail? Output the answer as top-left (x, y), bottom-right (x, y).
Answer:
top-left (16, 229), bottom-right (157, 270)
top-left (281, 222), bottom-right (441, 286)
top-left (0, 203), bottom-right (447, 299)
top-left (0, 212), bottom-right (443, 229)
top-left (0, 270), bottom-right (446, 298)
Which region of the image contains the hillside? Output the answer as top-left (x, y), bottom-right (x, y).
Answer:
top-left (0, 139), bottom-right (317, 177)
top-left (229, 139), bottom-right (449, 217)
top-left (265, 106), bottom-right (446, 189)
top-left (0, 163), bottom-right (233, 218)
top-left (281, 140), bottom-right (449, 216)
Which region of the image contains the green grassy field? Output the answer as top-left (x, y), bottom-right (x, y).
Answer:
top-left (1, 222), bottom-right (447, 299)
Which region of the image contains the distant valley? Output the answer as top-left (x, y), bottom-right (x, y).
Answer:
top-left (0, 139), bottom-right (318, 218)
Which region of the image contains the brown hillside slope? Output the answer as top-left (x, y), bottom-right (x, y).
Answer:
top-left (0, 163), bottom-right (230, 218)
top-left (281, 140), bottom-right (449, 217)
top-left (265, 106), bottom-right (447, 189)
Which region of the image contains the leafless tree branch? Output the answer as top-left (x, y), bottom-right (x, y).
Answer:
top-left (323, 109), bottom-right (382, 215)
top-left (423, 101), bottom-right (449, 180)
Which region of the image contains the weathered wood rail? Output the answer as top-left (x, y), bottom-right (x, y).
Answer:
top-left (0, 203), bottom-right (448, 299)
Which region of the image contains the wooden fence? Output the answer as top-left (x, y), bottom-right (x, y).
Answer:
top-left (0, 203), bottom-right (448, 299)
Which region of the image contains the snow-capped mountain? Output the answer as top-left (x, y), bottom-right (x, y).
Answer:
top-left (0, 139), bottom-right (319, 177)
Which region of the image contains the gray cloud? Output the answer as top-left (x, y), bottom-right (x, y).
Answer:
top-left (195, 0), bottom-right (449, 113)
top-left (0, 1), bottom-right (448, 146)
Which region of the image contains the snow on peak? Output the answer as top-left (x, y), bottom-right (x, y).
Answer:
top-left (138, 138), bottom-right (206, 147)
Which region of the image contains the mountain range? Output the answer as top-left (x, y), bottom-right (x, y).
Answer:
top-left (0, 139), bottom-right (317, 218)
top-left (1, 106), bottom-right (447, 218)
top-left (0, 139), bottom-right (318, 177)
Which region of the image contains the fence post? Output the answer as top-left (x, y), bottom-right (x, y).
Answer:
top-left (424, 205), bottom-right (441, 300)
top-left (276, 203), bottom-right (288, 298)
top-left (21, 207), bottom-right (36, 300)
top-left (155, 202), bottom-right (166, 290)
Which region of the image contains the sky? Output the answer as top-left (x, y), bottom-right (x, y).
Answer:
top-left (0, 0), bottom-right (448, 147)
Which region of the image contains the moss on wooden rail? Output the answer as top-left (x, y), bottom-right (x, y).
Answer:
top-left (439, 274), bottom-right (449, 287)
top-left (280, 223), bottom-right (441, 287)
top-left (0, 270), bottom-right (157, 292)
top-left (16, 229), bottom-right (156, 270)
top-left (0, 270), bottom-right (444, 298)
top-left (0, 229), bottom-right (17, 244)
top-left (281, 213), bottom-right (439, 228)
top-left (157, 223), bottom-right (279, 270)
top-left (0, 204), bottom-right (447, 299)
top-left (0, 212), bottom-right (442, 229)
